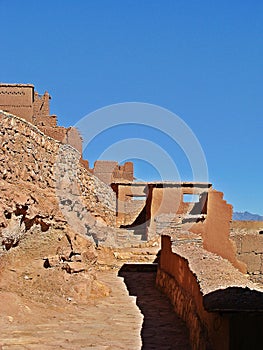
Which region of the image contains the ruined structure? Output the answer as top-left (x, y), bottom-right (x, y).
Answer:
top-left (0, 83), bottom-right (263, 349)
top-left (0, 83), bottom-right (83, 153)
top-left (112, 181), bottom-right (246, 272)
top-left (0, 83), bottom-right (134, 183)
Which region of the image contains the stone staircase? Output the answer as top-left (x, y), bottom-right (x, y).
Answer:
top-left (154, 214), bottom-right (203, 246)
top-left (115, 228), bottom-right (146, 247)
top-left (155, 213), bottom-right (183, 236)
top-left (95, 213), bottom-right (203, 269)
top-left (114, 214), bottom-right (203, 250)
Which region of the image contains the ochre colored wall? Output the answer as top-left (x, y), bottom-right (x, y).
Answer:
top-left (151, 188), bottom-right (176, 216)
top-left (114, 184), bottom-right (148, 227)
top-left (93, 161), bottom-right (134, 185)
top-left (0, 84), bottom-right (34, 122)
top-left (66, 127), bottom-right (82, 154)
top-left (157, 235), bottom-right (229, 350)
top-left (157, 235), bottom-right (263, 350)
top-left (93, 161), bottom-right (118, 185)
top-left (33, 91), bottom-right (51, 123)
top-left (200, 190), bottom-right (246, 273)
top-left (112, 161), bottom-right (134, 182)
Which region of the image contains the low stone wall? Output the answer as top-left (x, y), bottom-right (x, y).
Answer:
top-left (232, 233), bottom-right (263, 274)
top-left (0, 111), bottom-right (116, 247)
top-left (156, 235), bottom-right (263, 350)
top-left (231, 222), bottom-right (263, 277)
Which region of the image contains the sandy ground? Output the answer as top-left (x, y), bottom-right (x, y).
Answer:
top-left (0, 228), bottom-right (191, 349)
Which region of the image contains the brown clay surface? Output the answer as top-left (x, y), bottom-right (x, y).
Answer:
top-left (0, 270), bottom-right (142, 350)
top-left (231, 220), bottom-right (263, 231)
top-left (0, 229), bottom-right (190, 349)
top-left (0, 268), bottom-right (191, 350)
top-left (170, 238), bottom-right (263, 295)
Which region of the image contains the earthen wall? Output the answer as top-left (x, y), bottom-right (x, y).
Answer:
top-left (0, 84), bottom-right (34, 122)
top-left (33, 91), bottom-right (51, 122)
top-left (93, 161), bottom-right (134, 185)
top-left (0, 84), bottom-right (83, 155)
top-left (0, 111), bottom-right (116, 235)
top-left (156, 235), bottom-right (229, 350)
top-left (230, 222), bottom-right (263, 275)
top-left (190, 190), bottom-right (247, 273)
top-left (156, 235), bottom-right (263, 350)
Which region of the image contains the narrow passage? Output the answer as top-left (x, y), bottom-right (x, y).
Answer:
top-left (119, 264), bottom-right (191, 350)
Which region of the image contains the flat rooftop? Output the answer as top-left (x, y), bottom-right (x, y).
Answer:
top-left (112, 181), bottom-right (212, 188)
top-left (0, 83), bottom-right (34, 87)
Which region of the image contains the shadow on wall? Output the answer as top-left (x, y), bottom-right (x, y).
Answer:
top-left (204, 287), bottom-right (263, 350)
top-left (118, 263), bottom-right (191, 350)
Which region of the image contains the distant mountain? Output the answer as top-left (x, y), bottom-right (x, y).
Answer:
top-left (233, 211), bottom-right (263, 221)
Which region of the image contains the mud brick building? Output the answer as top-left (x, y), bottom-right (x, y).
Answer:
top-left (1, 83), bottom-right (263, 349)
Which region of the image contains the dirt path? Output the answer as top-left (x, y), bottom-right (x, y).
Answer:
top-left (0, 267), bottom-right (190, 350)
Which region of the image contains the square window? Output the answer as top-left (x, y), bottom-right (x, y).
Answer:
top-left (183, 194), bottom-right (199, 203)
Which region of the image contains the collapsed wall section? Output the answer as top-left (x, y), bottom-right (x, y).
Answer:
top-left (91, 160), bottom-right (134, 185)
top-left (190, 190), bottom-right (247, 273)
top-left (0, 111), bottom-right (116, 248)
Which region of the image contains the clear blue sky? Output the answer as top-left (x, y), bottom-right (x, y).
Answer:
top-left (0, 0), bottom-right (262, 214)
